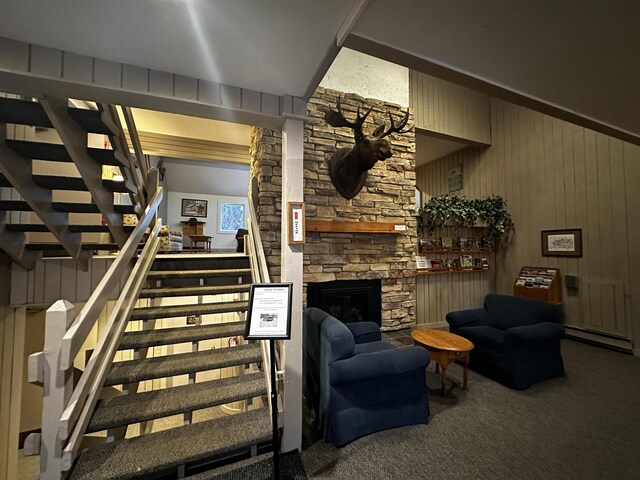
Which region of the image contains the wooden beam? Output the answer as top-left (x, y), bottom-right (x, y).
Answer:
top-left (305, 219), bottom-right (407, 234)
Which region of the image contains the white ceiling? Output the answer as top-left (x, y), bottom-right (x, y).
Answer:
top-left (1, 0), bottom-right (639, 143)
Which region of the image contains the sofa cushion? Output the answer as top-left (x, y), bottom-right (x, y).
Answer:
top-left (484, 294), bottom-right (563, 330)
top-left (459, 325), bottom-right (505, 352)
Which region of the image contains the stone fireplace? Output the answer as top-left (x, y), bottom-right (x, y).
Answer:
top-left (307, 279), bottom-right (382, 326)
top-left (250, 87), bottom-right (417, 330)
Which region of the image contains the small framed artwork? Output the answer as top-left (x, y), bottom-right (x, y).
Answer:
top-left (244, 283), bottom-right (293, 340)
top-left (541, 229), bottom-right (583, 257)
top-left (218, 202), bottom-right (246, 233)
top-left (181, 198), bottom-right (207, 218)
top-left (288, 202), bottom-right (305, 245)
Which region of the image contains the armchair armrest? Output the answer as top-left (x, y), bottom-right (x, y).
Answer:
top-left (505, 322), bottom-right (564, 348)
top-left (345, 322), bottom-right (381, 344)
top-left (330, 347), bottom-right (430, 385)
top-left (446, 308), bottom-right (486, 333)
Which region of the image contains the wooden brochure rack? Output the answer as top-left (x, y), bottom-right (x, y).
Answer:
top-left (513, 266), bottom-right (562, 305)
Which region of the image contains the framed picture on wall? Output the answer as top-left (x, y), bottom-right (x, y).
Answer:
top-left (541, 229), bottom-right (582, 257)
top-left (181, 198), bottom-right (208, 217)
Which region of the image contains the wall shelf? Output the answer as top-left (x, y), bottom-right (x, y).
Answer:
top-left (420, 247), bottom-right (494, 254)
top-left (306, 220), bottom-right (406, 234)
top-left (416, 267), bottom-right (489, 275)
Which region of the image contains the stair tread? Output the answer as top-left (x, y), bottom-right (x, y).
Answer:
top-left (70, 408), bottom-right (271, 480)
top-left (0, 97), bottom-right (53, 128)
top-left (26, 243), bottom-right (123, 251)
top-left (105, 342), bottom-right (261, 386)
top-left (130, 301), bottom-right (249, 320)
top-left (139, 284), bottom-right (251, 298)
top-left (88, 372), bottom-right (266, 433)
top-left (31, 175), bottom-right (129, 193)
top-left (0, 200), bottom-right (135, 214)
top-left (6, 139), bottom-right (121, 166)
top-left (119, 321), bottom-right (246, 350)
top-left (5, 224), bottom-right (135, 233)
top-left (147, 268), bottom-right (252, 279)
top-left (67, 107), bottom-right (113, 135)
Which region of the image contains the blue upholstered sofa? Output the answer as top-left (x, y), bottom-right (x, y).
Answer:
top-left (446, 294), bottom-right (565, 390)
top-left (303, 307), bottom-right (431, 447)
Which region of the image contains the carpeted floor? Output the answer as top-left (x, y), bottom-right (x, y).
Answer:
top-left (300, 338), bottom-right (640, 479)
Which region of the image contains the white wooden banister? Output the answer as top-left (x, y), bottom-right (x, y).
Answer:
top-left (58, 221), bottom-right (161, 442)
top-left (59, 187), bottom-right (163, 370)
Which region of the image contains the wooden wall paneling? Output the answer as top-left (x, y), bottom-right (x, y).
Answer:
top-left (6, 308), bottom-right (24, 477)
top-left (94, 58), bottom-right (122, 88)
top-left (43, 259), bottom-right (61, 306)
top-left (623, 142), bottom-right (640, 351)
top-left (63, 52), bottom-right (93, 84)
top-left (608, 139), bottom-right (630, 335)
top-left (30, 45), bottom-right (63, 78)
top-left (60, 260), bottom-right (78, 302)
top-left (0, 310), bottom-right (15, 480)
top-left (9, 264), bottom-right (28, 306)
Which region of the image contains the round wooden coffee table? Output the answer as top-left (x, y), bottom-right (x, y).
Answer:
top-left (411, 329), bottom-right (474, 395)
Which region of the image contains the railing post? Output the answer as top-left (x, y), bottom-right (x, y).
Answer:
top-left (40, 300), bottom-right (76, 479)
top-left (148, 167), bottom-right (159, 224)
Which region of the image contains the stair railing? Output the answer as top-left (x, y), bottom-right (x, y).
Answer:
top-left (246, 187), bottom-right (285, 424)
top-left (27, 169), bottom-right (163, 477)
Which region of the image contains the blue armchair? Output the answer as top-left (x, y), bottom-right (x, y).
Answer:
top-left (446, 294), bottom-right (565, 390)
top-left (303, 307), bottom-right (431, 447)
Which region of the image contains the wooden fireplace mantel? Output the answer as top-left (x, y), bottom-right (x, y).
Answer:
top-left (305, 219), bottom-right (407, 234)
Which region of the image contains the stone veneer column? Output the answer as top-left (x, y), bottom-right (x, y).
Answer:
top-left (250, 87), bottom-right (417, 330)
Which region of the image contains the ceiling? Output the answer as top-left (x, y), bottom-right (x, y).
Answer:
top-left (1, 0), bottom-right (639, 143)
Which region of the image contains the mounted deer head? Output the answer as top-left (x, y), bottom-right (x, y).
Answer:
top-left (324, 98), bottom-right (411, 199)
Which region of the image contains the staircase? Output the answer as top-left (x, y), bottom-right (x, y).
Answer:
top-left (0, 95), bottom-right (145, 269)
top-left (66, 253), bottom-right (272, 479)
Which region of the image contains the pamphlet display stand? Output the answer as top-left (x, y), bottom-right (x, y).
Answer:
top-left (513, 266), bottom-right (562, 306)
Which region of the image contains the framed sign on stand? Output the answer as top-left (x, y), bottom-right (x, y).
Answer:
top-left (244, 283), bottom-right (293, 479)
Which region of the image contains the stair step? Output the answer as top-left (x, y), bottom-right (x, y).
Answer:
top-left (147, 268), bottom-right (252, 280)
top-left (88, 372), bottom-right (266, 433)
top-left (0, 200), bottom-right (31, 211)
top-left (130, 300), bottom-right (249, 321)
top-left (0, 97), bottom-right (53, 128)
top-left (105, 342), bottom-right (261, 386)
top-left (67, 107), bottom-right (113, 135)
top-left (30, 175), bottom-right (129, 193)
top-left (26, 243), bottom-right (122, 252)
top-left (0, 200), bottom-right (135, 214)
top-left (6, 139), bottom-right (121, 166)
top-left (0, 174), bottom-right (11, 187)
top-left (69, 407), bottom-right (271, 480)
top-left (119, 321), bottom-right (246, 350)
top-left (139, 284), bottom-right (251, 299)
top-left (4, 224), bottom-right (135, 233)
top-left (6, 140), bottom-right (70, 162)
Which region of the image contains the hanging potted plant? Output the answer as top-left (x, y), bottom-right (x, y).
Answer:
top-left (418, 194), bottom-right (513, 239)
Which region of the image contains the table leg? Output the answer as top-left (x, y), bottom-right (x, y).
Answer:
top-left (435, 362), bottom-right (439, 374)
top-left (440, 364), bottom-right (447, 395)
top-left (463, 354), bottom-right (469, 391)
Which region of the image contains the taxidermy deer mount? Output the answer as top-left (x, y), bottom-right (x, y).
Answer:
top-left (324, 98), bottom-right (412, 199)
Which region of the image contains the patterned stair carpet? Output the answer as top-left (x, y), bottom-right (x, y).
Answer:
top-left (189, 451), bottom-right (308, 480)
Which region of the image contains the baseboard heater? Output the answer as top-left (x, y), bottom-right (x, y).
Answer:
top-left (564, 325), bottom-right (633, 354)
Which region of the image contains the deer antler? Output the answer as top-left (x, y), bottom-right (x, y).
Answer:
top-left (324, 98), bottom-right (374, 143)
top-left (374, 109), bottom-right (412, 138)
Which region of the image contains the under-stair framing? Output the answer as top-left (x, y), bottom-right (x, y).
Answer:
top-left (0, 94), bottom-right (149, 269)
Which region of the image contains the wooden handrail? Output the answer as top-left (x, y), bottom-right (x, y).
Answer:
top-left (59, 187), bottom-right (163, 370)
top-left (60, 223), bottom-right (161, 469)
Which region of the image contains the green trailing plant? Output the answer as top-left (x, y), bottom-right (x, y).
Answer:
top-left (418, 194), bottom-right (514, 239)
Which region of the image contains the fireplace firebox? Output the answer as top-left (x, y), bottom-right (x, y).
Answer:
top-left (306, 279), bottom-right (382, 326)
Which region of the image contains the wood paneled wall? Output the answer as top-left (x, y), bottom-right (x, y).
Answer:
top-left (417, 97), bottom-right (640, 349)
top-left (10, 257), bottom-right (127, 306)
top-left (410, 70), bottom-right (491, 145)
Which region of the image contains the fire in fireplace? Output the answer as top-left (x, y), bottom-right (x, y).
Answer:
top-left (306, 279), bottom-right (382, 326)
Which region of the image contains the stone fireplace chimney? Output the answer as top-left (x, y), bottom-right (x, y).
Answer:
top-left (250, 88), bottom-right (417, 330)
